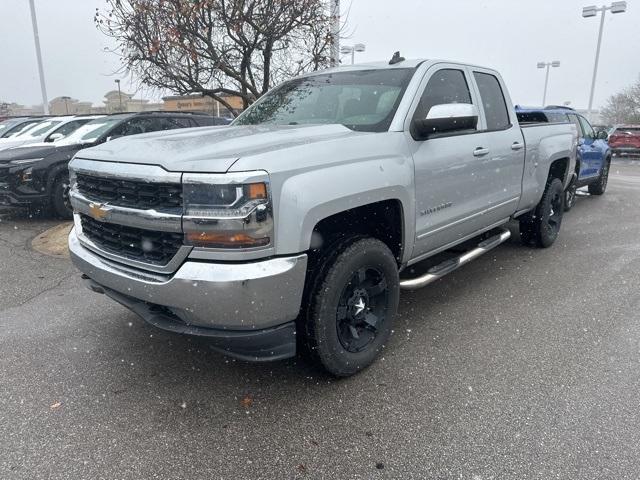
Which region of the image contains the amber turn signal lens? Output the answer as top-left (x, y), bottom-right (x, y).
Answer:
top-left (247, 182), bottom-right (267, 199)
top-left (185, 231), bottom-right (270, 248)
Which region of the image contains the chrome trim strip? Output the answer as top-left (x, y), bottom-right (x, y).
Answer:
top-left (73, 214), bottom-right (192, 275)
top-left (183, 170), bottom-right (269, 185)
top-left (70, 190), bottom-right (182, 233)
top-left (70, 157), bottom-right (182, 183)
top-left (417, 197), bottom-right (520, 240)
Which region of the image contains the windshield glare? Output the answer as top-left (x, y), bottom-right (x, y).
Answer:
top-left (234, 69), bottom-right (414, 132)
top-left (56, 117), bottom-right (124, 145)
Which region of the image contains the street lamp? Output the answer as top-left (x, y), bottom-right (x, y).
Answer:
top-left (340, 43), bottom-right (366, 65)
top-left (28, 0), bottom-right (49, 115)
top-left (537, 61), bottom-right (561, 106)
top-left (582, 1), bottom-right (627, 119)
top-left (114, 79), bottom-right (123, 112)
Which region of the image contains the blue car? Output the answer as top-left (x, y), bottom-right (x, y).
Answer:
top-left (516, 106), bottom-right (611, 211)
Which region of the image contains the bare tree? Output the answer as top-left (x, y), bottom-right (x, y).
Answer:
top-left (601, 77), bottom-right (640, 125)
top-left (96, 0), bottom-right (334, 115)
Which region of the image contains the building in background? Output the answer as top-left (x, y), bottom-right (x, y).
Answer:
top-left (0, 101), bottom-right (44, 116)
top-left (49, 97), bottom-right (93, 115)
top-left (162, 93), bottom-right (243, 117)
top-left (3, 91), bottom-right (243, 118)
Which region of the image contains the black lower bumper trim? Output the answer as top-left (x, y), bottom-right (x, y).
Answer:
top-left (85, 278), bottom-right (297, 362)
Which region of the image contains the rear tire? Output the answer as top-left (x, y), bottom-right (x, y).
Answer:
top-left (51, 173), bottom-right (73, 220)
top-left (301, 237), bottom-right (399, 377)
top-left (588, 156), bottom-right (610, 196)
top-left (519, 178), bottom-right (564, 248)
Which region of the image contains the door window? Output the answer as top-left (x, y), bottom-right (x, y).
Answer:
top-left (413, 69), bottom-right (473, 123)
top-left (473, 72), bottom-right (510, 131)
top-left (568, 114), bottom-right (583, 138)
top-left (578, 116), bottom-right (596, 140)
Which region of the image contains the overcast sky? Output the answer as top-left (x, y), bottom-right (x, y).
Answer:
top-left (1, 0), bottom-right (639, 110)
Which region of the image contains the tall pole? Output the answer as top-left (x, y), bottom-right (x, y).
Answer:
top-left (587, 8), bottom-right (607, 118)
top-left (115, 79), bottom-right (123, 112)
top-left (542, 64), bottom-right (551, 106)
top-left (28, 0), bottom-right (49, 115)
top-left (330, 0), bottom-right (340, 67)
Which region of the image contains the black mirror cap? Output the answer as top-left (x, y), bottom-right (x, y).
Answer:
top-left (412, 115), bottom-right (478, 140)
top-left (597, 130), bottom-right (608, 140)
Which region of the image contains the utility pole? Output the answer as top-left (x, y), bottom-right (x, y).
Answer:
top-left (582, 2), bottom-right (628, 119)
top-left (115, 79), bottom-right (123, 112)
top-left (28, 0), bottom-right (49, 114)
top-left (329, 0), bottom-right (340, 67)
top-left (537, 61), bottom-right (561, 107)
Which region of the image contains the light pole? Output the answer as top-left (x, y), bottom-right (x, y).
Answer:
top-left (340, 44), bottom-right (366, 65)
top-left (582, 2), bottom-right (627, 119)
top-left (537, 61), bottom-right (561, 106)
top-left (329, 0), bottom-right (340, 67)
top-left (28, 0), bottom-right (49, 115)
top-left (114, 79), bottom-right (123, 112)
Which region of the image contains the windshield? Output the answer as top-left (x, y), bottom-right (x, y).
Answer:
top-left (56, 116), bottom-right (125, 145)
top-left (1, 120), bottom-right (42, 138)
top-left (234, 69), bottom-right (414, 132)
top-left (17, 120), bottom-right (63, 138)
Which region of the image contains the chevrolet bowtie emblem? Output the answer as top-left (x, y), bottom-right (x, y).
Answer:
top-left (88, 202), bottom-right (112, 221)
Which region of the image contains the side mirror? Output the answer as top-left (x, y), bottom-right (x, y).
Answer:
top-left (46, 132), bottom-right (64, 142)
top-left (106, 134), bottom-right (123, 142)
top-left (413, 103), bottom-right (479, 140)
top-left (597, 130), bottom-right (608, 140)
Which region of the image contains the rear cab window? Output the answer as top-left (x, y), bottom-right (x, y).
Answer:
top-left (473, 72), bottom-right (511, 131)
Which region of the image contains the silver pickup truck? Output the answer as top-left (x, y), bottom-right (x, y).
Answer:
top-left (68, 58), bottom-right (577, 376)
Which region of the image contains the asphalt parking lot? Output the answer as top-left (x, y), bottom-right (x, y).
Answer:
top-left (1, 161), bottom-right (640, 479)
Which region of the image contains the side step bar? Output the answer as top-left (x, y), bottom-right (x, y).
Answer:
top-left (399, 228), bottom-right (511, 291)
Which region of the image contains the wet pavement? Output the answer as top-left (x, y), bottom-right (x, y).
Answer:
top-left (1, 162), bottom-right (639, 479)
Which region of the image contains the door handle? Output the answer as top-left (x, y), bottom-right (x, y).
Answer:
top-left (511, 142), bottom-right (524, 151)
top-left (473, 147), bottom-right (490, 157)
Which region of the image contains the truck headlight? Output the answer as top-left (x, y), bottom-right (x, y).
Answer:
top-left (182, 172), bottom-right (273, 249)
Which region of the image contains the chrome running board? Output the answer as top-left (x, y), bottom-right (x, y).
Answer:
top-left (399, 228), bottom-right (511, 291)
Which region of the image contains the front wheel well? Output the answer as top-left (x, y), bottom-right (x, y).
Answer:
top-left (309, 200), bottom-right (404, 265)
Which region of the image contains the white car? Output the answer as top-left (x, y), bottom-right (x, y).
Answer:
top-left (0, 116), bottom-right (102, 151)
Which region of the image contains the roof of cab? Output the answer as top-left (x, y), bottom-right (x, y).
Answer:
top-left (306, 58), bottom-right (499, 77)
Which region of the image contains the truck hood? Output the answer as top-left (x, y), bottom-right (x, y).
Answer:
top-left (0, 144), bottom-right (82, 163)
top-left (76, 124), bottom-right (369, 173)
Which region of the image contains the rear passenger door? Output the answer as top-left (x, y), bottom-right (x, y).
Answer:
top-left (470, 68), bottom-right (525, 211)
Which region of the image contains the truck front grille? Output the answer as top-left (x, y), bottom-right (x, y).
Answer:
top-left (76, 173), bottom-right (182, 210)
top-left (80, 214), bottom-right (183, 266)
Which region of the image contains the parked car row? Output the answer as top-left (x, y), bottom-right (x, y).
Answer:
top-left (0, 111), bottom-right (221, 217)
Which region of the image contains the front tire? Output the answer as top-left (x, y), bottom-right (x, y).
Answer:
top-left (588, 157), bottom-right (610, 196)
top-left (302, 237), bottom-right (400, 377)
top-left (519, 178), bottom-right (564, 248)
top-left (51, 173), bottom-right (73, 220)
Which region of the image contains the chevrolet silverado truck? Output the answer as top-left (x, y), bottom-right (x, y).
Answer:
top-left (68, 58), bottom-right (577, 377)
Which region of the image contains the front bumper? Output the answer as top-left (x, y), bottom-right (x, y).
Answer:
top-left (0, 164), bottom-right (48, 205)
top-left (69, 229), bottom-right (308, 360)
top-left (611, 147), bottom-right (640, 155)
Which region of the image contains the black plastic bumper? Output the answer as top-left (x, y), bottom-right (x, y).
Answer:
top-left (84, 277), bottom-right (297, 362)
